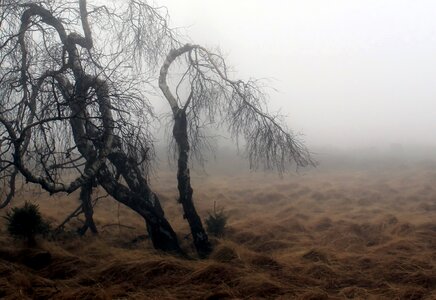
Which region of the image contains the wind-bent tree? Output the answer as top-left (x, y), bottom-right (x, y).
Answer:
top-left (0, 0), bottom-right (182, 253)
top-left (159, 45), bottom-right (314, 257)
top-left (0, 0), bottom-right (313, 257)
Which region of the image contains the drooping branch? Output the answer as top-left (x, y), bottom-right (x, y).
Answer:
top-left (160, 44), bottom-right (315, 173)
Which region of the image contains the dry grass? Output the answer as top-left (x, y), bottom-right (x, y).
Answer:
top-left (1, 163), bottom-right (436, 299)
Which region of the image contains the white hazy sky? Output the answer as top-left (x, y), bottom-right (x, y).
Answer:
top-left (158, 0), bottom-right (436, 148)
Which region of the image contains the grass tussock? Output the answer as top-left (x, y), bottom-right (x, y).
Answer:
top-left (1, 165), bottom-right (436, 298)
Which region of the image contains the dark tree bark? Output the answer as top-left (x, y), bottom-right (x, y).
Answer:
top-left (159, 45), bottom-right (213, 258)
top-left (67, 82), bottom-right (181, 252)
top-left (95, 164), bottom-right (182, 253)
top-left (77, 179), bottom-right (98, 235)
top-left (173, 109), bottom-right (211, 258)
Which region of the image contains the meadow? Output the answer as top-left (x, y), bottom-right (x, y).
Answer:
top-left (1, 155), bottom-right (435, 299)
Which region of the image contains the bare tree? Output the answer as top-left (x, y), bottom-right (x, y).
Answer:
top-left (0, 0), bottom-right (182, 253)
top-left (0, 0), bottom-right (313, 257)
top-left (159, 45), bottom-right (314, 257)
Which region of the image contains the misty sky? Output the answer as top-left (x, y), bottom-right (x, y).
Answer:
top-left (158, 0), bottom-right (436, 149)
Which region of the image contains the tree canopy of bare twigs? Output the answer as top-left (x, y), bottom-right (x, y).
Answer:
top-left (0, 0), bottom-right (313, 257)
top-left (159, 44), bottom-right (314, 172)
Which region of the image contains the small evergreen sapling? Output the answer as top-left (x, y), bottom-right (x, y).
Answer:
top-left (205, 202), bottom-right (228, 237)
top-left (4, 202), bottom-right (50, 246)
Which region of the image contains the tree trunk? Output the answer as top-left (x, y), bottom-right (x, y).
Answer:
top-left (173, 109), bottom-right (212, 258)
top-left (96, 164), bottom-right (182, 253)
top-left (77, 180), bottom-right (98, 235)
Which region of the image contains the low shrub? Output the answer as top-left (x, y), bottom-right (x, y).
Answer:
top-left (205, 202), bottom-right (228, 237)
top-left (4, 201), bottom-right (50, 246)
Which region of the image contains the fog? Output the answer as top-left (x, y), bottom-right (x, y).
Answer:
top-left (3, 2), bottom-right (436, 298)
top-left (158, 0), bottom-right (436, 151)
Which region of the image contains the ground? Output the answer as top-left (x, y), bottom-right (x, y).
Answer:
top-left (0, 160), bottom-right (436, 299)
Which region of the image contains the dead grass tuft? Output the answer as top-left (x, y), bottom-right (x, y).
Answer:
top-left (210, 243), bottom-right (240, 263)
top-left (302, 249), bottom-right (330, 264)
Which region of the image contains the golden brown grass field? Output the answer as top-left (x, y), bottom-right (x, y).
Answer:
top-left (1, 159), bottom-right (436, 299)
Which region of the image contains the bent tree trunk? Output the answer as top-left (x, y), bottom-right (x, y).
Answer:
top-left (65, 76), bottom-right (182, 253)
top-left (63, 71), bottom-right (181, 253)
top-left (173, 109), bottom-right (212, 257)
top-left (159, 45), bottom-right (212, 258)
top-left (70, 98), bottom-right (182, 252)
top-left (96, 164), bottom-right (182, 253)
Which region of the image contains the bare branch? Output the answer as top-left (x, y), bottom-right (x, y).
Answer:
top-left (159, 44), bottom-right (315, 173)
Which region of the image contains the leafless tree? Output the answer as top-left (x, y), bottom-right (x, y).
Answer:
top-left (159, 45), bottom-right (314, 256)
top-left (0, 0), bottom-right (182, 253)
top-left (0, 0), bottom-right (313, 257)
